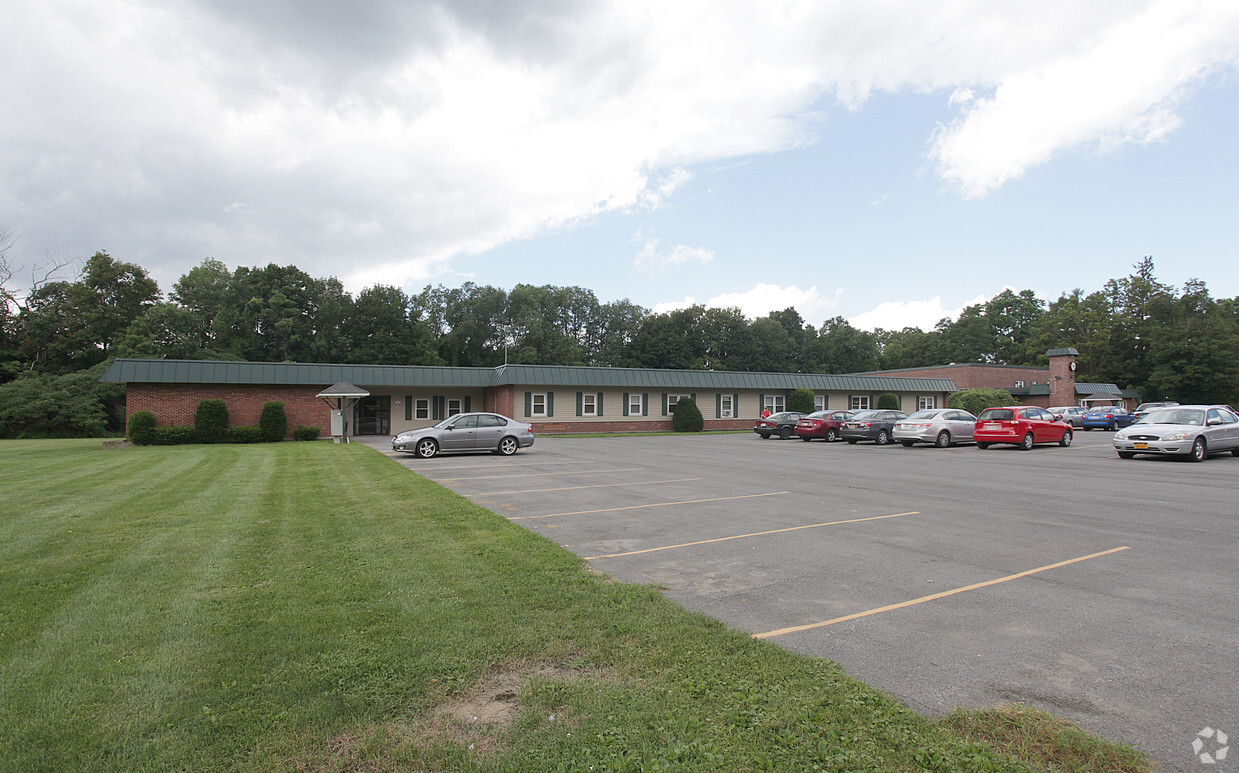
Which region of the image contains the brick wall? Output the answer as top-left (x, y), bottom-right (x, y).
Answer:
top-left (126, 384), bottom-right (330, 438)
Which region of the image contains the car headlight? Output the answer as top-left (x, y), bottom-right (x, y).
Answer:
top-left (1162, 431), bottom-right (1190, 441)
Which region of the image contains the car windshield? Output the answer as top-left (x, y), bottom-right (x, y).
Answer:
top-left (1135, 408), bottom-right (1204, 426)
top-left (850, 410), bottom-right (880, 420)
top-left (978, 409), bottom-right (1014, 421)
top-left (905, 410), bottom-right (940, 420)
top-left (805, 411), bottom-right (833, 419)
top-left (433, 416), bottom-right (457, 429)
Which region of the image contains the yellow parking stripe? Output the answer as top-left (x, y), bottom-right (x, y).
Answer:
top-left (508, 491), bottom-right (788, 521)
top-left (471, 478), bottom-right (703, 496)
top-left (753, 546), bottom-right (1131, 639)
top-left (437, 467), bottom-right (642, 482)
top-left (585, 511), bottom-right (920, 560)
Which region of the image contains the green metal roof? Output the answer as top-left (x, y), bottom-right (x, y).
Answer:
top-left (1075, 382), bottom-right (1122, 395)
top-left (103, 358), bottom-right (958, 393)
top-left (1045, 347), bottom-right (1080, 357)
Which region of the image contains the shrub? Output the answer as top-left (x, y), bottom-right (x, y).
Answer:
top-left (787, 389), bottom-right (816, 414)
top-left (671, 397), bottom-right (705, 432)
top-left (228, 426), bottom-right (264, 444)
top-left (194, 399), bottom-right (229, 443)
top-left (152, 425), bottom-right (196, 445)
top-left (949, 388), bottom-right (1018, 416)
top-left (877, 392), bottom-right (900, 410)
top-left (293, 426), bottom-right (322, 441)
top-left (259, 401), bottom-right (287, 442)
top-left (128, 410), bottom-right (158, 445)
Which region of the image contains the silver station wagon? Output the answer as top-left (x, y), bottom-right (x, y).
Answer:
top-left (392, 412), bottom-right (535, 458)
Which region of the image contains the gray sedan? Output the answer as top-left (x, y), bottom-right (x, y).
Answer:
top-left (1113, 405), bottom-right (1239, 461)
top-left (392, 412), bottom-right (535, 458)
top-left (893, 408), bottom-right (977, 447)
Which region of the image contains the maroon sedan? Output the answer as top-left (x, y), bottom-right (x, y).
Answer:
top-left (793, 410), bottom-right (855, 442)
top-left (975, 405), bottom-right (1073, 450)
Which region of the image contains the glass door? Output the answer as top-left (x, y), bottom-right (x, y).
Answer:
top-left (354, 396), bottom-right (391, 435)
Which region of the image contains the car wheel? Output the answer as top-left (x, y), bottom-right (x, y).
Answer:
top-left (976, 442), bottom-right (990, 449)
top-left (779, 426), bottom-right (792, 440)
top-left (1059, 430), bottom-right (1072, 447)
top-left (1082, 426), bottom-right (1091, 431)
top-left (1117, 451), bottom-right (1135, 459)
top-left (900, 440), bottom-right (914, 447)
top-left (846, 439), bottom-right (858, 445)
top-left (826, 428), bottom-right (838, 442)
top-left (1232, 448), bottom-right (1239, 457)
top-left (415, 438), bottom-right (438, 459)
top-left (800, 436), bottom-right (812, 442)
top-left (935, 430), bottom-right (951, 448)
top-left (1019, 433), bottom-right (1034, 450)
top-left (1190, 436), bottom-right (1207, 462)
top-left (875, 429), bottom-right (890, 445)
top-left (759, 433), bottom-right (770, 439)
top-left (497, 436), bottom-right (519, 456)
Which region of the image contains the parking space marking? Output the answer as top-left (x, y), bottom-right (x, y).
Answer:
top-left (436, 467), bottom-right (643, 482)
top-left (584, 511), bottom-right (920, 560)
top-left (403, 460), bottom-right (599, 471)
top-left (752, 545), bottom-right (1131, 639)
top-left (469, 477), bottom-right (703, 496)
top-left (508, 491), bottom-right (788, 521)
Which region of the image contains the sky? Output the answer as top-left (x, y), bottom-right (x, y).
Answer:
top-left (4, 1), bottom-right (1238, 332)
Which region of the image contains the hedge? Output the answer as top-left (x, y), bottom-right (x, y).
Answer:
top-left (293, 426), bottom-right (322, 441)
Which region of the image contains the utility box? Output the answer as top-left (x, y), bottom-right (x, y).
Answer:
top-left (330, 409), bottom-right (346, 439)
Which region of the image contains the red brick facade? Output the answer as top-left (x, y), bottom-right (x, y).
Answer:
top-left (126, 384), bottom-right (330, 439)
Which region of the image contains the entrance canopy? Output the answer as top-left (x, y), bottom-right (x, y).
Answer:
top-left (317, 382), bottom-right (370, 442)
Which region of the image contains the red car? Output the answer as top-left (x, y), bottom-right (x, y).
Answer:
top-left (793, 410), bottom-right (855, 442)
top-left (974, 406), bottom-right (1073, 450)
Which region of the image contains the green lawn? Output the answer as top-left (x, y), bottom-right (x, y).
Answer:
top-left (0, 440), bottom-right (1149, 772)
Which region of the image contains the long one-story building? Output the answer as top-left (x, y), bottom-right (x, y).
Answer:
top-left (102, 358), bottom-right (959, 439)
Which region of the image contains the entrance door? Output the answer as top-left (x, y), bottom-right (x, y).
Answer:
top-left (354, 396), bottom-right (391, 435)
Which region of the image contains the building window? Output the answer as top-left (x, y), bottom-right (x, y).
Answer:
top-left (763, 395), bottom-right (785, 413)
top-left (531, 393), bottom-right (547, 417)
top-left (720, 394), bottom-right (733, 418)
top-left (667, 394), bottom-right (689, 413)
top-left (814, 394), bottom-right (826, 412)
top-left (628, 393), bottom-right (643, 416)
top-left (447, 398), bottom-right (462, 416)
top-left (582, 393), bottom-right (597, 416)
top-left (415, 399), bottom-right (429, 420)
top-left (1014, 380), bottom-right (1025, 388)
top-left (850, 395), bottom-right (870, 410)
top-left (917, 395), bottom-right (937, 410)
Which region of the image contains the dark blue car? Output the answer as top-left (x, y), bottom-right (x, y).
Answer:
top-left (1081, 406), bottom-right (1137, 430)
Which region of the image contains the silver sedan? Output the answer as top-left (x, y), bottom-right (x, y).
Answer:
top-left (1113, 405), bottom-right (1239, 461)
top-left (392, 412), bottom-right (535, 458)
top-left (893, 408), bottom-right (977, 448)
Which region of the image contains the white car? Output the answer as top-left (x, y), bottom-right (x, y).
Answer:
top-left (1049, 406), bottom-right (1086, 427)
top-left (1113, 405), bottom-right (1239, 461)
top-left (893, 408), bottom-right (977, 447)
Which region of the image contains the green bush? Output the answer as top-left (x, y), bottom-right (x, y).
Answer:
top-left (787, 389), bottom-right (816, 414)
top-left (228, 426), bottom-right (265, 444)
top-left (194, 399), bottom-right (229, 443)
top-left (671, 397), bottom-right (704, 432)
top-left (949, 388), bottom-right (1018, 416)
top-left (152, 425), bottom-right (196, 445)
top-left (293, 426), bottom-right (322, 441)
top-left (877, 392), bottom-right (901, 410)
top-left (128, 410), bottom-right (157, 445)
top-left (259, 401), bottom-right (287, 442)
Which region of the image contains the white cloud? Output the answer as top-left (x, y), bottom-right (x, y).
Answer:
top-left (849, 294), bottom-right (990, 332)
top-left (634, 239), bottom-right (714, 273)
top-left (655, 283), bottom-right (842, 323)
top-left (3, 1), bottom-right (1238, 291)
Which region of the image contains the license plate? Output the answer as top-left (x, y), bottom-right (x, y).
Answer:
top-left (1134, 442), bottom-right (1148, 450)
top-left (984, 423), bottom-right (1000, 430)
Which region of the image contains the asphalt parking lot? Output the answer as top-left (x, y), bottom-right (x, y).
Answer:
top-left (366, 431), bottom-right (1239, 771)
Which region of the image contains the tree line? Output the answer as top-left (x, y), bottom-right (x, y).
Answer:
top-left (2, 237), bottom-right (1237, 435)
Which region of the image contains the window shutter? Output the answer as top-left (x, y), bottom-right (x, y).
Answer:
top-left (525, 391), bottom-right (532, 416)
top-left (547, 392), bottom-right (554, 417)
top-left (716, 393), bottom-right (722, 418)
top-left (597, 393), bottom-right (603, 416)
top-left (642, 393), bottom-right (649, 416)
top-left (464, 396), bottom-right (471, 412)
top-left (623, 393), bottom-right (629, 417)
top-left (661, 392), bottom-right (668, 416)
top-left (759, 394), bottom-right (765, 413)
top-left (576, 391), bottom-right (583, 416)
top-left (734, 394), bottom-right (739, 417)
top-left (404, 395), bottom-right (412, 421)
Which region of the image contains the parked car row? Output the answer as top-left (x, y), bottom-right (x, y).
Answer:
top-left (759, 402), bottom-right (1239, 462)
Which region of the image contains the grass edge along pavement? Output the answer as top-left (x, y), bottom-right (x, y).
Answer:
top-left (0, 439), bottom-right (1152, 772)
